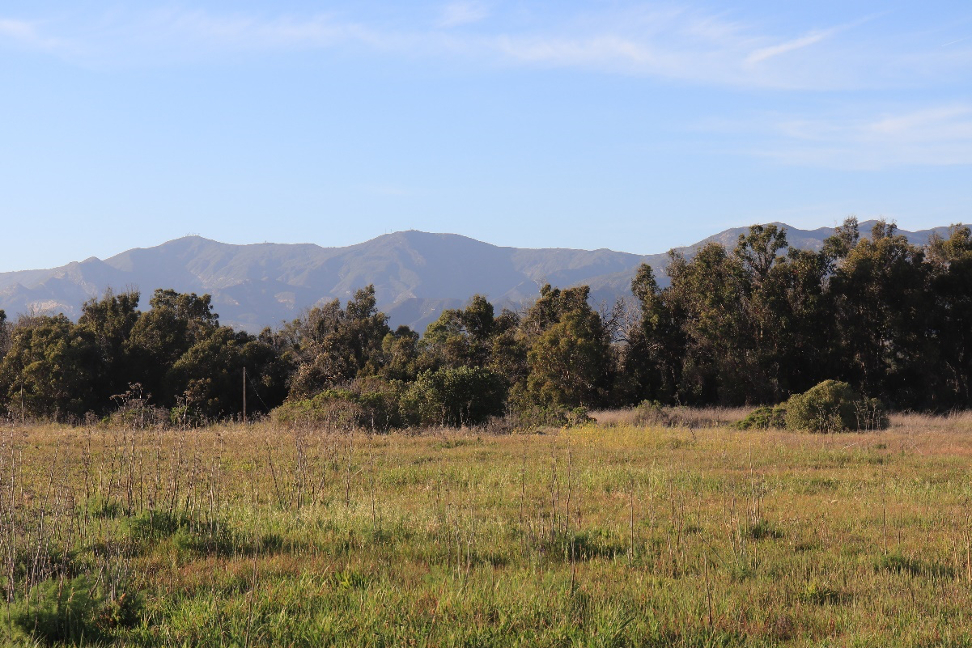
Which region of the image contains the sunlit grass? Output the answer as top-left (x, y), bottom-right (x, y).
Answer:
top-left (1, 412), bottom-right (971, 645)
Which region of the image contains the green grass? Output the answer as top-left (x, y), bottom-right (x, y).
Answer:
top-left (1, 412), bottom-right (972, 646)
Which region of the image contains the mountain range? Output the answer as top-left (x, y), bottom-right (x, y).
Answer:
top-left (0, 222), bottom-right (957, 333)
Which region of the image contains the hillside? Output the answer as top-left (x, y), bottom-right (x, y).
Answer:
top-left (0, 222), bottom-right (955, 332)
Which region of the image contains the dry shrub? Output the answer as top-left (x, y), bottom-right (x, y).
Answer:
top-left (785, 380), bottom-right (889, 432)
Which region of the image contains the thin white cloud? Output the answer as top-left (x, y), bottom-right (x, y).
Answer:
top-left (941, 36), bottom-right (972, 48)
top-left (745, 15), bottom-right (881, 66)
top-left (493, 34), bottom-right (659, 68)
top-left (3, 5), bottom-right (968, 92)
top-left (479, 10), bottom-right (879, 89)
top-left (746, 27), bottom-right (840, 64)
top-left (133, 9), bottom-right (386, 51)
top-left (0, 17), bottom-right (65, 51)
top-left (867, 105), bottom-right (972, 137)
top-left (750, 105), bottom-right (972, 169)
top-left (438, 2), bottom-right (489, 28)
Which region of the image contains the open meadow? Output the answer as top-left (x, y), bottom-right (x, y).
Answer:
top-left (2, 409), bottom-right (972, 646)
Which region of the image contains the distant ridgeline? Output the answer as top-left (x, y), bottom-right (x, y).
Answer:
top-left (0, 220), bottom-right (955, 334)
top-left (0, 217), bottom-right (969, 423)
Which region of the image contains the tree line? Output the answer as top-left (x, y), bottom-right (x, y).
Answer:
top-left (0, 218), bottom-right (969, 426)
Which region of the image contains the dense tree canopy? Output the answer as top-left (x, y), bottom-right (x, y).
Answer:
top-left (1, 218), bottom-right (971, 425)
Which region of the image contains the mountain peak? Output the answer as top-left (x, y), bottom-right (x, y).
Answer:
top-left (0, 223), bottom-right (957, 333)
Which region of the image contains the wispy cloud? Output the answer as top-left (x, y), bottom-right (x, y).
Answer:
top-left (746, 26), bottom-right (841, 64)
top-left (492, 34), bottom-right (659, 68)
top-left (438, 2), bottom-right (489, 28)
top-left (3, 5), bottom-right (968, 92)
top-left (746, 15), bottom-right (881, 66)
top-left (941, 35), bottom-right (972, 48)
top-left (117, 9), bottom-right (391, 53)
top-left (748, 105), bottom-right (972, 169)
top-left (0, 17), bottom-right (66, 51)
top-left (472, 9), bottom-right (892, 90)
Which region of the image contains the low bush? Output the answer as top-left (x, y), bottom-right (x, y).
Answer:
top-left (405, 366), bottom-right (507, 427)
top-left (733, 404), bottom-right (787, 430)
top-left (509, 402), bottom-right (595, 429)
top-left (10, 576), bottom-right (141, 646)
top-left (633, 399), bottom-right (672, 427)
top-left (109, 383), bottom-right (170, 429)
top-left (272, 377), bottom-right (408, 431)
top-left (784, 380), bottom-right (889, 432)
top-left (274, 369), bottom-right (510, 430)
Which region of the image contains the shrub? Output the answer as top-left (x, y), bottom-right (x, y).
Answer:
top-left (111, 402), bottom-right (169, 429)
top-left (169, 405), bottom-right (208, 429)
top-left (10, 575), bottom-right (141, 645)
top-left (406, 366), bottom-right (507, 427)
top-left (784, 380), bottom-right (889, 432)
top-left (506, 399), bottom-right (594, 430)
top-left (109, 383), bottom-right (169, 429)
top-left (853, 397), bottom-right (891, 431)
top-left (633, 399), bottom-right (671, 427)
top-left (273, 378), bottom-right (409, 431)
top-left (565, 406), bottom-right (595, 427)
top-left (733, 405), bottom-right (787, 430)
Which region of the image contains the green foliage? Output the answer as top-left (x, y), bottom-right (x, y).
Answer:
top-left (0, 308), bottom-right (9, 358)
top-left (273, 378), bottom-right (408, 431)
top-left (926, 225), bottom-right (972, 407)
top-left (78, 288), bottom-right (142, 406)
top-left (169, 403), bottom-right (208, 429)
top-left (109, 382), bottom-right (169, 429)
top-left (826, 220), bottom-right (931, 406)
top-left (623, 218), bottom-right (972, 413)
top-left (663, 243), bottom-right (754, 405)
top-left (784, 380), bottom-right (888, 432)
top-left (285, 286), bottom-right (391, 398)
top-left (785, 380), bottom-right (858, 432)
top-left (733, 404), bottom-right (787, 430)
top-left (379, 326), bottom-right (420, 382)
top-left (10, 576), bottom-right (141, 646)
top-left (127, 289), bottom-right (222, 406)
top-left (4, 214), bottom-right (972, 423)
top-left (522, 285), bottom-right (611, 409)
top-left (421, 295), bottom-right (496, 370)
top-left (167, 326), bottom-right (289, 419)
top-left (632, 399), bottom-right (672, 427)
top-left (509, 399), bottom-right (593, 429)
top-left (407, 366), bottom-right (507, 427)
top-left (0, 314), bottom-right (100, 419)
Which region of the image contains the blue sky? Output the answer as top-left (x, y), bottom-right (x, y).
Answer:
top-left (1, 1), bottom-right (970, 271)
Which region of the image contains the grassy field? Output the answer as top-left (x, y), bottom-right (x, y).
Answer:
top-left (2, 409), bottom-right (972, 646)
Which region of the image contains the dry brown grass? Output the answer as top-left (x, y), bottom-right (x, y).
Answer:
top-left (3, 410), bottom-right (972, 645)
top-left (592, 404), bottom-right (751, 428)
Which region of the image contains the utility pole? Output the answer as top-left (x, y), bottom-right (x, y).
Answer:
top-left (242, 367), bottom-right (247, 425)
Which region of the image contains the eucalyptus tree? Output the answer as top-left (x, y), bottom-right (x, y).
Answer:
top-left (286, 285), bottom-right (391, 399)
top-left (78, 288), bottom-right (142, 408)
top-left (519, 285), bottom-right (612, 409)
top-left (127, 289), bottom-right (220, 404)
top-left (0, 314), bottom-right (99, 419)
top-left (421, 294), bottom-right (497, 370)
top-left (167, 326), bottom-right (289, 419)
top-left (825, 220), bottom-right (931, 406)
top-left (925, 225), bottom-right (972, 407)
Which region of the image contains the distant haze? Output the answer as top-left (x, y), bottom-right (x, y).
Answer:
top-left (0, 222), bottom-right (956, 333)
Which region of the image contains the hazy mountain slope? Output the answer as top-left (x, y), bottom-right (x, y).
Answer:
top-left (0, 223), bottom-right (958, 333)
top-left (696, 220), bottom-right (956, 252)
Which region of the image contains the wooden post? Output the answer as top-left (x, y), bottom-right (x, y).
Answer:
top-left (242, 367), bottom-right (247, 425)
